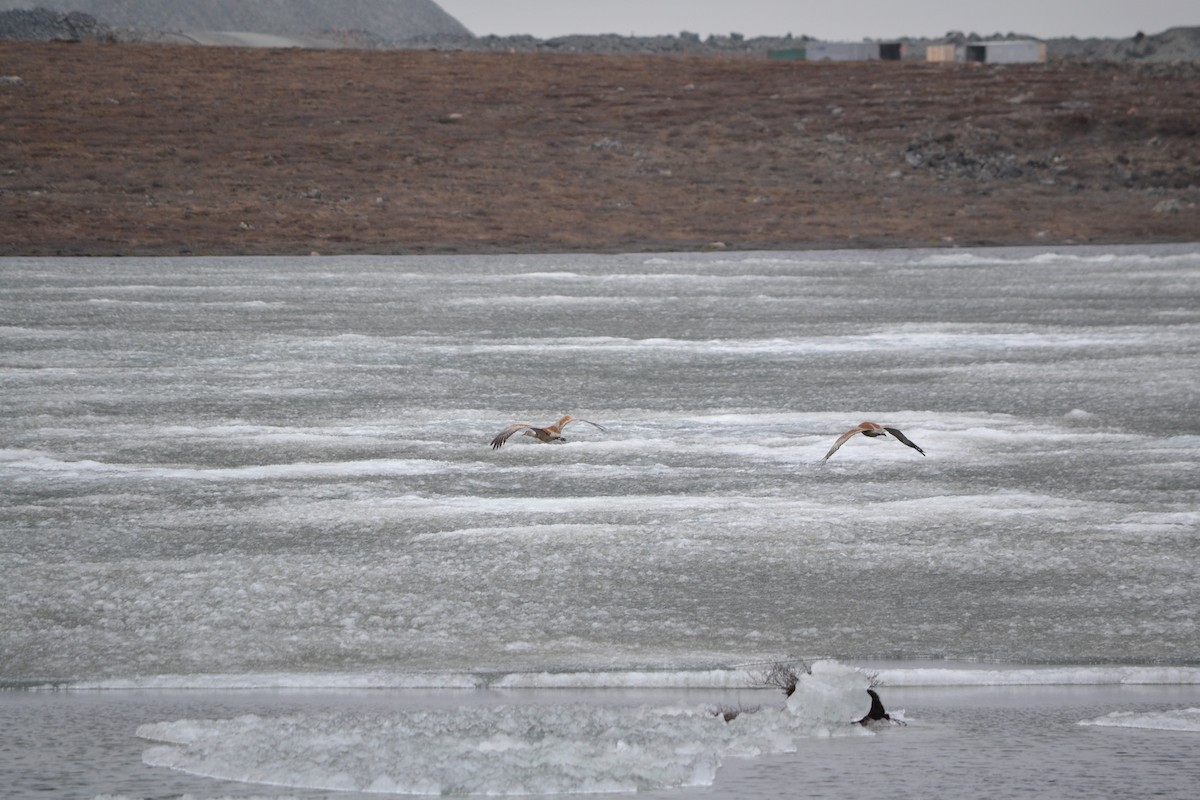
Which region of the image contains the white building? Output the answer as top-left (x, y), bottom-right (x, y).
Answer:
top-left (805, 41), bottom-right (904, 61)
top-left (963, 40), bottom-right (1047, 63)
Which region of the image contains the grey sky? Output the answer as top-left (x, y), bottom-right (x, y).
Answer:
top-left (435, 0), bottom-right (1196, 41)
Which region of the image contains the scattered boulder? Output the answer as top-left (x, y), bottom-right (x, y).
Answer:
top-left (0, 8), bottom-right (112, 42)
top-left (1153, 198), bottom-right (1188, 214)
top-left (904, 133), bottom-right (1034, 182)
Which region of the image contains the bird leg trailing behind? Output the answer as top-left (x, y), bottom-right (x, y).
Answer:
top-left (820, 421), bottom-right (926, 463)
top-left (490, 414), bottom-right (607, 449)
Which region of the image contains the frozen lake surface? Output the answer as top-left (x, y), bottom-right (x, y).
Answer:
top-left (2, 245), bottom-right (1199, 798)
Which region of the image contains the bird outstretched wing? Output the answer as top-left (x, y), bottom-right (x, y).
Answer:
top-left (884, 426), bottom-right (926, 456)
top-left (490, 423), bottom-right (532, 450)
top-left (820, 426), bottom-right (864, 463)
top-left (557, 415), bottom-right (606, 434)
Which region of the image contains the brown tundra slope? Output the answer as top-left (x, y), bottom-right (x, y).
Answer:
top-left (1, 41), bottom-right (1197, 256)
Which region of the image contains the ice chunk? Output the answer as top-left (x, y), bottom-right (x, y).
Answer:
top-left (785, 660), bottom-right (875, 733)
top-left (137, 679), bottom-right (880, 796)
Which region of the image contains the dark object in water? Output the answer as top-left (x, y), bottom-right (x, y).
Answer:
top-left (856, 688), bottom-right (904, 725)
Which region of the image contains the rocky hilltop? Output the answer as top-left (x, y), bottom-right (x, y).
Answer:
top-left (0, 0), bottom-right (470, 44)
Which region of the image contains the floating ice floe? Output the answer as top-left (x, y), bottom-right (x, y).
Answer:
top-left (137, 661), bottom-right (889, 795)
top-left (1079, 707), bottom-right (1200, 732)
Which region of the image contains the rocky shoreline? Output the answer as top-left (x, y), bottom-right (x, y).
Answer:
top-left (1, 40), bottom-right (1197, 257)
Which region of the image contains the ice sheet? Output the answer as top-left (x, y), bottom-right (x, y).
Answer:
top-left (132, 661), bottom-right (878, 795)
top-left (3, 244), bottom-right (1199, 687)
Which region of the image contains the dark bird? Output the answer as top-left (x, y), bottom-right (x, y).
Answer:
top-left (490, 415), bottom-right (606, 450)
top-left (856, 688), bottom-right (903, 725)
top-left (821, 421), bottom-right (926, 463)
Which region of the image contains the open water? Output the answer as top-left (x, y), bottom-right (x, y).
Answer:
top-left (2, 245), bottom-right (1199, 798)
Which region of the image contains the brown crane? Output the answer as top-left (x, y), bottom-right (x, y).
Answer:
top-left (490, 415), bottom-right (607, 450)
